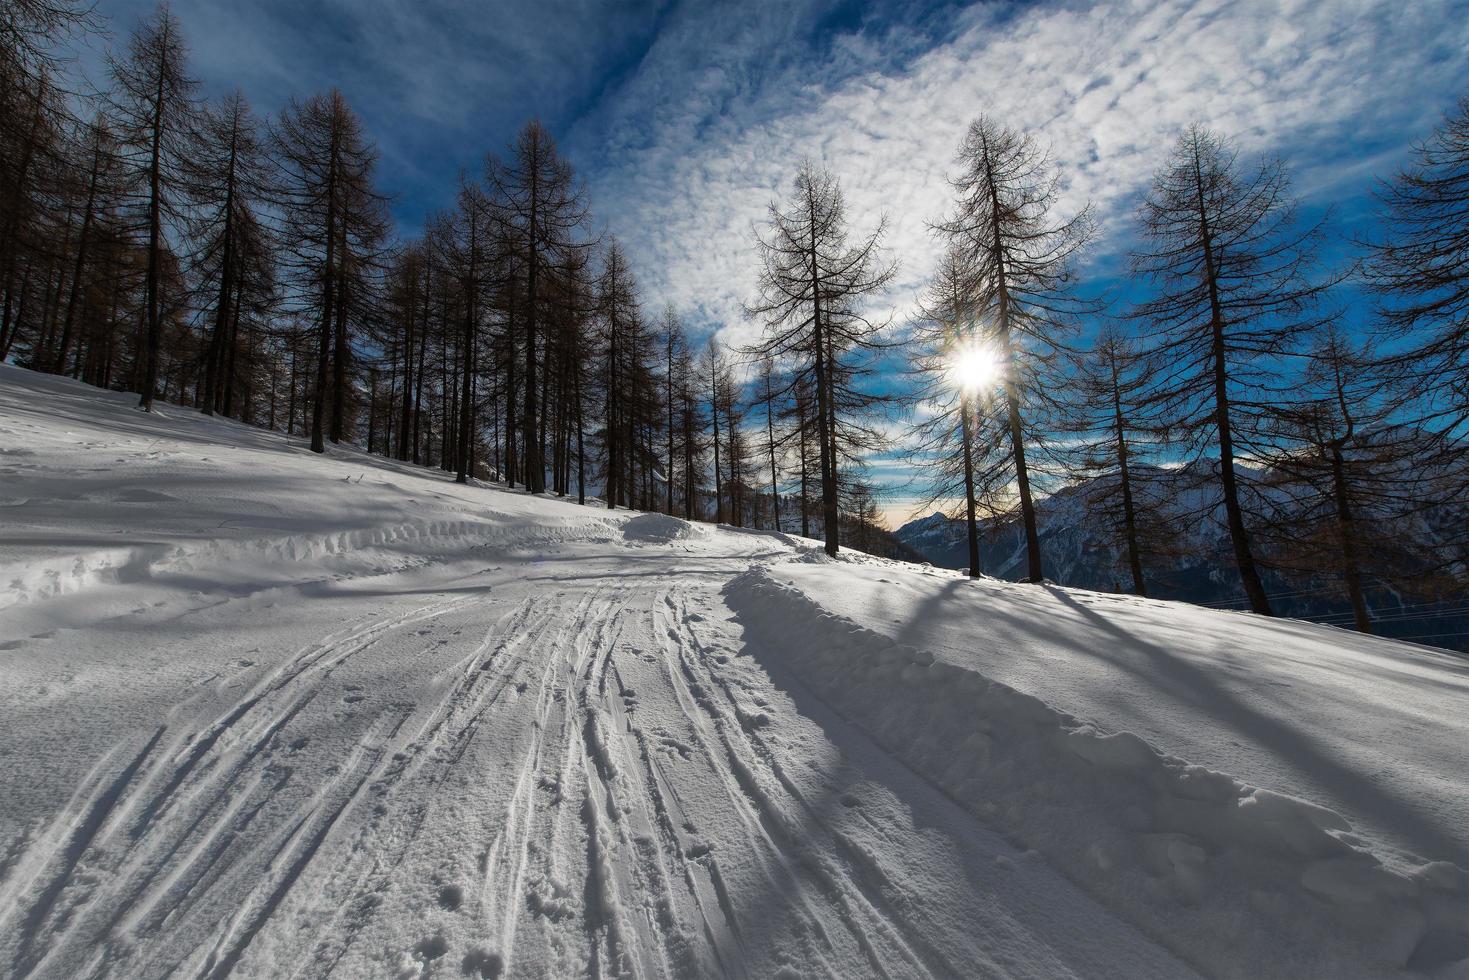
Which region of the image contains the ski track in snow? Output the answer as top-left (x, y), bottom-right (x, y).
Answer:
top-left (0, 558), bottom-right (1195, 980)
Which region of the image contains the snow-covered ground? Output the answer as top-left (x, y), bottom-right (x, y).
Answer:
top-left (770, 562), bottom-right (1469, 871)
top-left (1, 363), bottom-right (1466, 979)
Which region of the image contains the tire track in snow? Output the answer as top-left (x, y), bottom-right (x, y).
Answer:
top-left (575, 603), bottom-right (692, 980)
top-left (649, 590), bottom-right (862, 977)
top-left (460, 583), bottom-right (736, 980)
top-left (4, 727), bottom-right (167, 977)
top-left (192, 710), bottom-right (410, 980)
top-left (601, 651), bottom-right (740, 980)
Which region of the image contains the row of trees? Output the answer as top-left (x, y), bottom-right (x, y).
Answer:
top-left (900, 110), bottom-right (1469, 632)
top-left (0, 1), bottom-right (905, 548)
top-left (5, 2), bottom-right (1466, 629)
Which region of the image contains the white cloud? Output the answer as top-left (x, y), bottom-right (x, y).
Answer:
top-left (577, 0), bottom-right (1469, 354)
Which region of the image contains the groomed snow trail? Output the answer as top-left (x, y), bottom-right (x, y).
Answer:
top-left (0, 555), bottom-right (1194, 980)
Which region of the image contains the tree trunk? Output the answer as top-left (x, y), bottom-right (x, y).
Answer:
top-left (666, 335), bottom-right (676, 515)
top-left (138, 57), bottom-right (167, 412)
top-left (978, 140), bottom-right (1042, 582)
top-left (414, 265), bottom-right (431, 464)
top-left (523, 154), bottom-right (543, 494)
top-left (311, 127), bottom-right (340, 454)
top-left (959, 393), bottom-right (981, 578)
top-left (574, 360), bottom-right (587, 505)
top-left (330, 220), bottom-right (350, 444)
top-left (456, 219), bottom-right (477, 484)
top-left (397, 268), bottom-right (416, 460)
top-left (1330, 446), bottom-right (1371, 633)
top-left (1192, 148), bottom-right (1272, 615)
top-left (806, 204), bottom-right (839, 556)
top-left (710, 362), bottom-right (722, 524)
top-left (54, 140), bottom-right (102, 375)
top-left (1110, 356), bottom-right (1146, 597)
top-left (766, 383), bottom-right (782, 533)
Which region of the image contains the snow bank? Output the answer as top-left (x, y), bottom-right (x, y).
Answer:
top-left (619, 512), bottom-right (707, 545)
top-left (726, 568), bottom-right (1469, 979)
top-left (0, 519), bottom-right (591, 612)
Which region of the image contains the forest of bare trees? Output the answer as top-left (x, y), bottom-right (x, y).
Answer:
top-left (3, 1), bottom-right (1467, 631)
top-left (911, 110), bottom-right (1469, 638)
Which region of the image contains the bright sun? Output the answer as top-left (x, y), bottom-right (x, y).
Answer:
top-left (950, 343), bottom-right (999, 392)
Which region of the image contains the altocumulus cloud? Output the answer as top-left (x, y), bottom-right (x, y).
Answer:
top-left (569, 0), bottom-right (1469, 350)
top-left (77, 0), bottom-right (1467, 343)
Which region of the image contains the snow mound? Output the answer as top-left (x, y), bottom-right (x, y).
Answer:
top-left (726, 568), bottom-right (1469, 979)
top-left (619, 512), bottom-right (706, 545)
top-left (0, 519), bottom-right (516, 612)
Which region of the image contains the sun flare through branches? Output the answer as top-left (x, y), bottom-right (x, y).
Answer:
top-left (949, 341), bottom-right (1000, 393)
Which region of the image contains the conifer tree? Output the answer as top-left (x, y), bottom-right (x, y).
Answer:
top-left (188, 90), bottom-right (271, 417)
top-left (934, 116), bottom-right (1096, 583)
top-left (1365, 98), bottom-right (1469, 543)
top-left (744, 161), bottom-right (895, 556)
top-left (1131, 126), bottom-right (1334, 615)
top-left (106, 2), bottom-right (197, 411)
top-left (1060, 327), bottom-right (1164, 597)
top-left (487, 121), bottom-right (589, 493)
top-left (273, 89), bottom-right (386, 453)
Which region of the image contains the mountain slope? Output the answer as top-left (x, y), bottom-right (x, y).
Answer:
top-left (895, 470), bottom-right (1469, 652)
top-left (1, 364), bottom-right (1466, 979)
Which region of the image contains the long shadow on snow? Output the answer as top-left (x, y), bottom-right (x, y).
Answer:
top-left (720, 582), bottom-right (1201, 980)
top-left (846, 572), bottom-right (1467, 866)
top-left (1034, 586), bottom-right (1465, 866)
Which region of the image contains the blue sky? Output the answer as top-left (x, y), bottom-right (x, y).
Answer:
top-left (67, 0), bottom-right (1469, 523)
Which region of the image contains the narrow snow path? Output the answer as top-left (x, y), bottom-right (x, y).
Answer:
top-left (0, 546), bottom-right (1195, 980)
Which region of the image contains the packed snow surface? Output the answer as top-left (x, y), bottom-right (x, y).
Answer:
top-left (769, 563), bottom-right (1469, 871)
top-left (1, 364), bottom-right (1466, 979)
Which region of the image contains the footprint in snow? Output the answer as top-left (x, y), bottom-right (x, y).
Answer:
top-left (437, 884), bottom-right (464, 911)
top-left (461, 947), bottom-right (503, 978)
top-left (414, 935), bottom-right (447, 961)
top-left (395, 937), bottom-right (449, 979)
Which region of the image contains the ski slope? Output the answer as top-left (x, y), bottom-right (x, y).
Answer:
top-left (0, 364), bottom-right (1466, 979)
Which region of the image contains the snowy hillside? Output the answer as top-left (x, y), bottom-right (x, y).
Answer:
top-left (2, 363), bottom-right (1467, 980)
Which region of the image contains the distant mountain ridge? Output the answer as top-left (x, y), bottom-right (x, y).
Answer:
top-left (894, 466), bottom-right (1469, 652)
